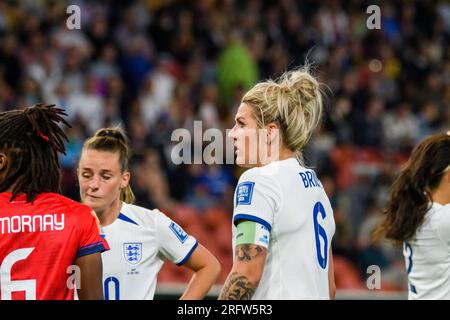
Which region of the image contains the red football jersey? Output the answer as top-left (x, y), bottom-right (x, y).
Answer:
top-left (0, 192), bottom-right (109, 300)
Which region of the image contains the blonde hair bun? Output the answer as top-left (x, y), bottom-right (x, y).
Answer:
top-left (242, 66), bottom-right (324, 164)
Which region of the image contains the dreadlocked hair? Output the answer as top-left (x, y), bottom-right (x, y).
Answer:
top-left (0, 103), bottom-right (71, 202)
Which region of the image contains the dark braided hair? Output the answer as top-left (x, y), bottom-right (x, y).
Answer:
top-left (0, 103), bottom-right (71, 202)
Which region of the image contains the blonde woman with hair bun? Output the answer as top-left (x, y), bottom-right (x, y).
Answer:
top-left (219, 67), bottom-right (336, 300)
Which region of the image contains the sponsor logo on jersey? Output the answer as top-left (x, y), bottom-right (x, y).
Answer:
top-left (236, 182), bottom-right (255, 206)
top-left (169, 222), bottom-right (188, 243)
top-left (123, 243), bottom-right (142, 265)
top-left (258, 234), bottom-right (269, 245)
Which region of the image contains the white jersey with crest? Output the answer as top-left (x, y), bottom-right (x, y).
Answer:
top-left (232, 158), bottom-right (335, 299)
top-left (100, 202), bottom-right (198, 300)
top-left (404, 203), bottom-right (450, 299)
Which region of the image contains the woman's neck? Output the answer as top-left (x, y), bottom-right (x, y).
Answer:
top-left (431, 187), bottom-right (450, 206)
top-left (257, 148), bottom-right (295, 167)
top-left (279, 148), bottom-right (295, 161)
top-left (96, 198), bottom-right (122, 227)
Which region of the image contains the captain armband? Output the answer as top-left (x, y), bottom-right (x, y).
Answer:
top-left (235, 220), bottom-right (270, 248)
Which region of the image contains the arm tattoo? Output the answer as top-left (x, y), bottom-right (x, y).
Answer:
top-left (218, 245), bottom-right (266, 300)
top-left (218, 272), bottom-right (256, 300)
top-left (236, 244), bottom-right (264, 261)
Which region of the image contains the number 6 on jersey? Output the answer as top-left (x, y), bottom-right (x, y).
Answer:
top-left (0, 248), bottom-right (36, 300)
top-left (313, 202), bottom-right (328, 269)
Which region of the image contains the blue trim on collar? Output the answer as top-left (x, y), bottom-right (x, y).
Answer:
top-left (117, 212), bottom-right (139, 226)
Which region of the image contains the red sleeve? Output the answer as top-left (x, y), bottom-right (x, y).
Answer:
top-left (76, 207), bottom-right (110, 258)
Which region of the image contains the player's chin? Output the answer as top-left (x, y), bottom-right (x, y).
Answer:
top-left (235, 155), bottom-right (253, 168)
top-left (83, 197), bottom-right (100, 208)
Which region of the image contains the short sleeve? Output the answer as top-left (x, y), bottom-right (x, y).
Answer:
top-left (232, 168), bottom-right (281, 232)
top-left (436, 205), bottom-right (450, 246)
top-left (156, 211), bottom-right (198, 266)
top-left (77, 207), bottom-right (109, 258)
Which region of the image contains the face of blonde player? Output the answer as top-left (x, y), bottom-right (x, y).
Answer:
top-left (228, 103), bottom-right (278, 168)
top-left (78, 149), bottom-right (130, 219)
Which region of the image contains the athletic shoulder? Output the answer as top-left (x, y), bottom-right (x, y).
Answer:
top-left (41, 193), bottom-right (93, 217)
top-left (237, 164), bottom-right (283, 200)
top-left (434, 203), bottom-right (450, 246)
top-left (119, 202), bottom-right (167, 228)
top-left (234, 166), bottom-right (283, 230)
top-left (238, 164), bottom-right (281, 186)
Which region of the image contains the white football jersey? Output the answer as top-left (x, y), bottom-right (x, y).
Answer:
top-left (100, 202), bottom-right (198, 300)
top-left (232, 158), bottom-right (336, 299)
top-left (404, 202), bottom-right (450, 299)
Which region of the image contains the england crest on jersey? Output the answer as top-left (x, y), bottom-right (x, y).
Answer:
top-left (124, 243), bottom-right (142, 265)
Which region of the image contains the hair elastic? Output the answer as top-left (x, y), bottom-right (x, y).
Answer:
top-left (37, 131), bottom-right (49, 142)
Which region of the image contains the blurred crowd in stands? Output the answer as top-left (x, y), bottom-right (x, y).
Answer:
top-left (1, 0), bottom-right (449, 291)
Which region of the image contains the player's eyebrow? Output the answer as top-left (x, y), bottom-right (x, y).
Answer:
top-left (100, 169), bottom-right (114, 174)
top-left (235, 116), bottom-right (245, 123)
top-left (80, 168), bottom-right (114, 174)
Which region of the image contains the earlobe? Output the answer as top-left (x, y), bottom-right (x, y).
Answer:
top-left (267, 124), bottom-right (280, 145)
top-left (0, 153), bottom-right (8, 171)
top-left (267, 123), bottom-right (280, 137)
top-left (121, 171), bottom-right (131, 189)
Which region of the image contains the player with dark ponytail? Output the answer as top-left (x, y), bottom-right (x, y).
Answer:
top-left (375, 132), bottom-right (450, 299)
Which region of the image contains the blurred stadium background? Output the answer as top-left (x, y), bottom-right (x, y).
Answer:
top-left (0, 0), bottom-right (448, 299)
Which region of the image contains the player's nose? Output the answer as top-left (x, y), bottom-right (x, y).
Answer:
top-left (88, 176), bottom-right (100, 190)
top-left (228, 125), bottom-right (237, 140)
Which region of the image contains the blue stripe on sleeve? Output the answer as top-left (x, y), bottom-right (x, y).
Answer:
top-left (176, 240), bottom-right (199, 266)
top-left (233, 214), bottom-right (272, 232)
top-left (77, 241), bottom-right (107, 258)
